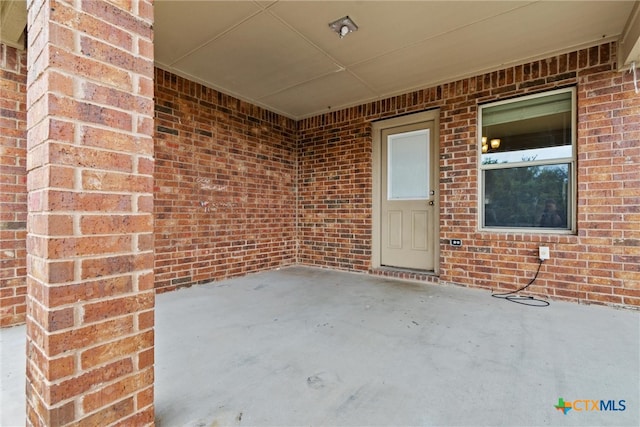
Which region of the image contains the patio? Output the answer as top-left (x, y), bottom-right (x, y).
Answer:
top-left (2, 266), bottom-right (639, 426)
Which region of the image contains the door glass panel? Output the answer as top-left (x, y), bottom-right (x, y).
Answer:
top-left (387, 129), bottom-right (429, 200)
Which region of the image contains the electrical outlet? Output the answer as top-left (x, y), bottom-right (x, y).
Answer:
top-left (539, 246), bottom-right (550, 260)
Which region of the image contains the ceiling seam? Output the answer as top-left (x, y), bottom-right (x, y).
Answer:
top-left (154, 1), bottom-right (632, 119)
top-left (344, 1), bottom-right (540, 69)
top-left (265, 7), bottom-right (350, 73)
top-left (154, 63), bottom-right (298, 120)
top-left (255, 67), bottom-right (376, 102)
top-left (257, 1), bottom-right (541, 99)
top-left (167, 7), bottom-right (266, 67)
top-left (261, 7), bottom-right (381, 98)
top-left (294, 38), bottom-right (620, 120)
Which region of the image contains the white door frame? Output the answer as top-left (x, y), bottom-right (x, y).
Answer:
top-left (371, 109), bottom-right (440, 273)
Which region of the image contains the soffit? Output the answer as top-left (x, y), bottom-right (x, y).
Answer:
top-left (0, 0), bottom-right (27, 49)
top-left (1, 1), bottom-right (637, 119)
top-left (155, 1), bottom-right (636, 120)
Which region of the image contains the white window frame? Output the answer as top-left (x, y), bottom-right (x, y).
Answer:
top-left (478, 87), bottom-right (577, 234)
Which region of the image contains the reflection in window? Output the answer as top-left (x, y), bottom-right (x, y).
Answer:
top-left (481, 90), bottom-right (573, 164)
top-left (484, 165), bottom-right (569, 228)
top-left (479, 88), bottom-right (575, 231)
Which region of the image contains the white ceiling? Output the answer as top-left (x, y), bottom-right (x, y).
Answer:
top-left (0, 1), bottom-right (27, 49)
top-left (2, 1), bottom-right (639, 120)
top-left (155, 1), bottom-right (639, 120)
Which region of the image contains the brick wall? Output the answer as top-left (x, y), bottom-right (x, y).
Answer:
top-left (5, 39), bottom-right (639, 346)
top-left (0, 43), bottom-right (27, 327)
top-left (298, 42), bottom-right (640, 308)
top-left (153, 69), bottom-right (297, 292)
top-left (25, 0), bottom-right (155, 424)
top-left (297, 117), bottom-right (372, 271)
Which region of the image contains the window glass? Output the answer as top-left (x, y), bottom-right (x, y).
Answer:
top-left (388, 129), bottom-right (429, 200)
top-left (481, 91), bottom-right (572, 164)
top-left (483, 164), bottom-right (569, 228)
top-left (479, 88), bottom-right (575, 231)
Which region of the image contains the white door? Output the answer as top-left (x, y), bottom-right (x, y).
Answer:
top-left (381, 122), bottom-right (436, 270)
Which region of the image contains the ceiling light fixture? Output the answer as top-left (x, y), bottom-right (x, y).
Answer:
top-left (329, 16), bottom-right (358, 39)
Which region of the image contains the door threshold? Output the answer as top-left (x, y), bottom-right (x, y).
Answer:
top-left (371, 267), bottom-right (439, 283)
top-left (380, 266), bottom-right (435, 274)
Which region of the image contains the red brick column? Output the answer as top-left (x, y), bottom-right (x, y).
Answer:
top-left (25, 0), bottom-right (154, 425)
top-left (0, 43), bottom-right (28, 326)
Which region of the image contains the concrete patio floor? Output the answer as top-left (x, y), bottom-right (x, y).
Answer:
top-left (2, 266), bottom-right (639, 426)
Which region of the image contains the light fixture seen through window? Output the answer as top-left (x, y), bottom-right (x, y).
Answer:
top-left (481, 136), bottom-right (500, 153)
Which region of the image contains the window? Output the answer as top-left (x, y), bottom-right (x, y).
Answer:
top-left (479, 88), bottom-right (576, 232)
top-left (387, 129), bottom-right (430, 200)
